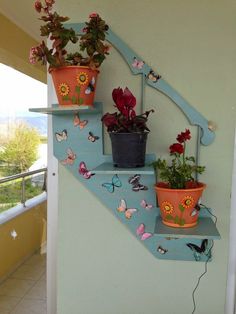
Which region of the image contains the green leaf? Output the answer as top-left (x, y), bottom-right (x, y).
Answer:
top-left (71, 96), bottom-right (77, 104)
top-left (179, 204), bottom-right (185, 213)
top-left (75, 86), bottom-right (81, 94)
top-left (179, 219), bottom-right (186, 226)
top-left (79, 98), bottom-right (84, 105)
top-left (166, 214), bottom-right (174, 221)
top-left (62, 95), bottom-right (70, 101)
top-left (174, 216), bottom-right (180, 224)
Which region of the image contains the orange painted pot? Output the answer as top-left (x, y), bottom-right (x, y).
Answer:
top-left (154, 182), bottom-right (206, 228)
top-left (50, 66), bottom-right (99, 106)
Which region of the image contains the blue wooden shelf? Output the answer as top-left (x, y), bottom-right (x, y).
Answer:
top-left (154, 216), bottom-right (221, 240)
top-left (29, 102), bottom-right (102, 115)
top-left (92, 162), bottom-right (155, 175)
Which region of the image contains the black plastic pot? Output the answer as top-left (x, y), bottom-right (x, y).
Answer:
top-left (109, 132), bottom-right (148, 168)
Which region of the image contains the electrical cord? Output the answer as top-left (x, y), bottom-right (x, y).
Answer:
top-left (191, 204), bottom-right (217, 314)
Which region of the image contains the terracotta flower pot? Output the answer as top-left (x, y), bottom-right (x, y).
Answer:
top-left (50, 66), bottom-right (99, 106)
top-left (154, 182), bottom-right (206, 228)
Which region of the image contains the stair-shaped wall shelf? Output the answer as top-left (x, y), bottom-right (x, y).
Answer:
top-left (30, 101), bottom-right (220, 262)
top-left (30, 23), bottom-right (220, 262)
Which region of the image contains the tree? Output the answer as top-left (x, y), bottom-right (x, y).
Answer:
top-left (0, 123), bottom-right (41, 174)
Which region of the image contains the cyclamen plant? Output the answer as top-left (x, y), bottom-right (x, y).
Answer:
top-left (152, 129), bottom-right (205, 189)
top-left (29, 0), bottom-right (110, 71)
top-left (101, 87), bottom-right (154, 133)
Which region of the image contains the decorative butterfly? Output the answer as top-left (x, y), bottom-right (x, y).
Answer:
top-left (55, 129), bottom-right (68, 142)
top-left (157, 245), bottom-right (168, 255)
top-left (128, 174), bottom-right (148, 192)
top-left (186, 239), bottom-right (209, 261)
top-left (10, 230), bottom-right (18, 240)
top-left (132, 57), bottom-right (144, 69)
top-left (85, 77), bottom-right (96, 94)
top-left (102, 174), bottom-right (122, 193)
top-left (61, 148), bottom-right (76, 165)
top-left (147, 70), bottom-right (161, 83)
top-left (191, 204), bottom-right (201, 217)
top-left (140, 199), bottom-right (153, 210)
top-left (73, 113), bottom-right (88, 129)
top-left (88, 131), bottom-right (99, 143)
top-left (78, 161), bottom-right (94, 179)
top-left (136, 223), bottom-right (152, 240)
top-left (117, 199), bottom-right (137, 219)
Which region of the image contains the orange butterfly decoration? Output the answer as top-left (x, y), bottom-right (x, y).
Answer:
top-left (73, 113), bottom-right (88, 129)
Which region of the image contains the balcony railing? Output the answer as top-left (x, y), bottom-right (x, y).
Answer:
top-left (0, 168), bottom-right (47, 211)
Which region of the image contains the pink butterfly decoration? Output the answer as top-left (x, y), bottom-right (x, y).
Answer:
top-left (140, 199), bottom-right (153, 210)
top-left (117, 199), bottom-right (137, 219)
top-left (73, 113), bottom-right (88, 129)
top-left (136, 223), bottom-right (152, 240)
top-left (132, 57), bottom-right (144, 69)
top-left (61, 148), bottom-right (76, 165)
top-left (78, 161), bottom-right (94, 179)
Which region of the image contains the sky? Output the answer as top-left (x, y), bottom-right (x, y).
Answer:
top-left (0, 63), bottom-right (47, 117)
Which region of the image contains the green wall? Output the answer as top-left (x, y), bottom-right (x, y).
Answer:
top-left (57, 1), bottom-right (236, 313)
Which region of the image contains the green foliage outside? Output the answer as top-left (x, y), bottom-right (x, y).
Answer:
top-left (0, 123), bottom-right (41, 175)
top-left (0, 177), bottom-right (44, 212)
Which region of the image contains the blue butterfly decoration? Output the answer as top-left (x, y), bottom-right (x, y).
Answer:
top-left (102, 174), bottom-right (122, 193)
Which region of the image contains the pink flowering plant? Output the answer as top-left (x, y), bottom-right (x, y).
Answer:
top-left (101, 87), bottom-right (154, 133)
top-left (152, 129), bottom-right (205, 189)
top-left (30, 0), bottom-right (110, 71)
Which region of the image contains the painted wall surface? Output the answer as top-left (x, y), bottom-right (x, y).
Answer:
top-left (0, 13), bottom-right (46, 83)
top-left (56, 1), bottom-right (236, 313)
top-left (0, 200), bottom-right (47, 281)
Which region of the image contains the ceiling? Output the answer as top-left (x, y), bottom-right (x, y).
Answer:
top-left (0, 0), bottom-right (41, 40)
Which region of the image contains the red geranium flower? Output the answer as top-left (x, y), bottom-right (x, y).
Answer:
top-left (169, 143), bottom-right (184, 155)
top-left (176, 129), bottom-right (191, 143)
top-left (89, 12), bottom-right (99, 18)
top-left (34, 0), bottom-right (42, 13)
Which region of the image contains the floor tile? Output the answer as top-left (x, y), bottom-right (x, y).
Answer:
top-left (24, 254), bottom-right (46, 268)
top-left (10, 298), bottom-right (46, 314)
top-left (10, 264), bottom-right (45, 281)
top-left (0, 279), bottom-right (35, 297)
top-left (0, 295), bottom-right (20, 311)
top-left (24, 280), bottom-right (46, 300)
top-left (38, 271), bottom-right (46, 282)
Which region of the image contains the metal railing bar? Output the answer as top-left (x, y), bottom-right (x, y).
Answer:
top-left (0, 168), bottom-right (47, 184)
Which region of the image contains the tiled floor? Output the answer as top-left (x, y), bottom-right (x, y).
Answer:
top-left (0, 253), bottom-right (46, 314)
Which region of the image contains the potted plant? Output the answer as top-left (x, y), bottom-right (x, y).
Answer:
top-left (101, 87), bottom-right (154, 168)
top-left (152, 129), bottom-right (206, 228)
top-left (29, 0), bottom-right (110, 106)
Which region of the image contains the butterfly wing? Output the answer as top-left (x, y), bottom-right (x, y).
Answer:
top-left (141, 233), bottom-right (152, 241)
top-left (132, 58), bottom-right (138, 68)
top-left (128, 174), bottom-right (140, 185)
top-left (186, 243), bottom-right (202, 253)
top-left (117, 199), bottom-right (126, 212)
top-left (137, 60), bottom-right (144, 69)
top-left (55, 132), bottom-right (63, 142)
top-left (112, 174), bottom-right (122, 188)
top-left (79, 120), bottom-right (88, 129)
top-left (140, 199), bottom-right (153, 209)
top-left (125, 208), bottom-right (137, 219)
top-left (136, 223), bottom-right (145, 236)
top-left (73, 114), bottom-right (81, 127)
top-left (102, 182), bottom-right (114, 193)
top-left (157, 246), bottom-right (168, 254)
top-left (78, 161), bottom-right (94, 179)
top-left (132, 183), bottom-right (148, 192)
